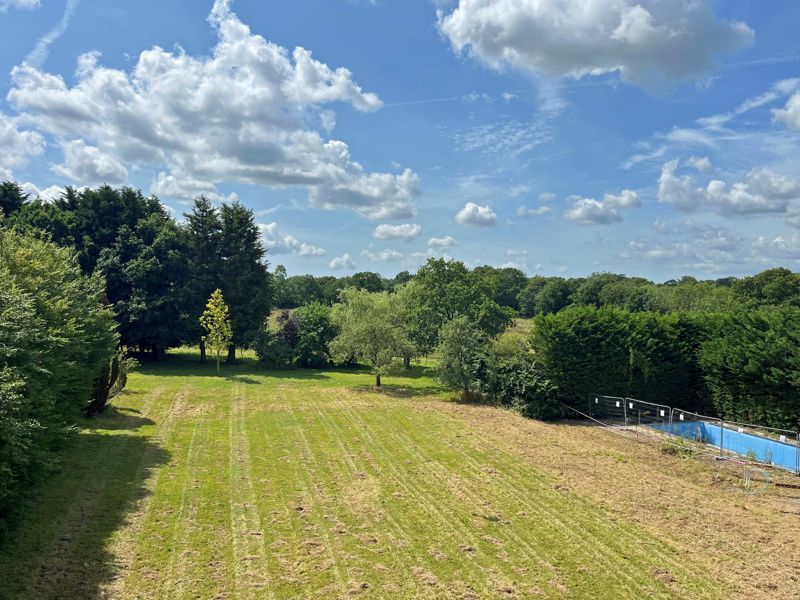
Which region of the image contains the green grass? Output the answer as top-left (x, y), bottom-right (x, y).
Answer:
top-left (0, 350), bottom-right (738, 598)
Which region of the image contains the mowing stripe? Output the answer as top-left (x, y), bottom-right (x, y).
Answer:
top-left (228, 384), bottom-right (275, 600)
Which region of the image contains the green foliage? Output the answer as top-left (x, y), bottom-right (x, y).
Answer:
top-left (532, 307), bottom-right (634, 403)
top-left (699, 307), bottom-right (800, 429)
top-left (409, 258), bottom-right (513, 353)
top-left (184, 197), bottom-right (224, 352)
top-left (0, 181), bottom-right (27, 219)
top-left (200, 289), bottom-right (233, 372)
top-left (253, 328), bottom-right (294, 369)
top-left (330, 288), bottom-right (412, 386)
top-left (294, 302), bottom-right (337, 368)
top-left (0, 229), bottom-right (117, 527)
top-left (732, 268), bottom-right (800, 308)
top-left (435, 316), bottom-right (489, 396)
top-left (98, 210), bottom-right (193, 353)
top-left (477, 342), bottom-right (562, 420)
top-left (220, 202), bottom-right (272, 355)
top-left (572, 273), bottom-right (626, 308)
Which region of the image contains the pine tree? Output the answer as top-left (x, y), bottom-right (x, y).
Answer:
top-left (200, 289), bottom-right (233, 373)
top-left (185, 196), bottom-right (223, 362)
top-left (220, 202), bottom-right (272, 362)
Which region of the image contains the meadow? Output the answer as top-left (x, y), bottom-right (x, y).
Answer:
top-left (0, 350), bottom-right (797, 600)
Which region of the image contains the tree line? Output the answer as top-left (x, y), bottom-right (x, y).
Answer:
top-left (4, 178), bottom-right (800, 529)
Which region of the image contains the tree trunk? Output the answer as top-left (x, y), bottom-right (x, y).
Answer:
top-left (375, 372), bottom-right (381, 388)
top-left (403, 356), bottom-right (411, 370)
top-left (227, 344), bottom-right (236, 364)
top-left (200, 341), bottom-right (206, 364)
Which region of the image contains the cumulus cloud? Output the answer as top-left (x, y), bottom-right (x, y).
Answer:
top-left (7, 0), bottom-right (419, 219)
top-left (329, 253), bottom-right (355, 270)
top-left (455, 202), bottom-right (496, 226)
top-left (0, 0), bottom-right (40, 11)
top-left (372, 223), bottom-right (421, 240)
top-left (0, 111), bottom-right (45, 170)
top-left (624, 221), bottom-right (800, 272)
top-left (438, 0), bottom-right (753, 89)
top-left (658, 159), bottom-right (800, 215)
top-left (259, 222), bottom-right (326, 257)
top-left (565, 189), bottom-right (641, 225)
top-left (516, 205), bottom-right (551, 218)
top-left (686, 155), bottom-right (713, 173)
top-left (51, 139), bottom-right (128, 184)
top-left (773, 92), bottom-right (800, 131)
top-left (427, 236), bottom-right (456, 248)
top-left (539, 192), bottom-right (557, 202)
top-left (360, 248), bottom-right (403, 262)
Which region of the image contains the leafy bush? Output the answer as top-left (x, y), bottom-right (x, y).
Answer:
top-left (477, 345), bottom-right (562, 420)
top-left (294, 302), bottom-right (337, 368)
top-left (531, 306), bottom-right (719, 414)
top-left (699, 307), bottom-right (800, 430)
top-left (0, 229), bottom-right (117, 528)
top-left (253, 328), bottom-right (294, 369)
top-left (435, 316), bottom-right (489, 397)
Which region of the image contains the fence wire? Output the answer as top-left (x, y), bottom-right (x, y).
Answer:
top-left (582, 394), bottom-right (800, 476)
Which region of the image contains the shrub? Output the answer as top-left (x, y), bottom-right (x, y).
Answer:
top-left (0, 229), bottom-right (117, 528)
top-left (253, 328), bottom-right (294, 369)
top-left (477, 341), bottom-right (562, 420)
top-left (294, 302), bottom-right (337, 368)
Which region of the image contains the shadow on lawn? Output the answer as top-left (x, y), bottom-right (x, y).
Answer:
top-left (352, 382), bottom-right (448, 398)
top-left (0, 413), bottom-right (170, 599)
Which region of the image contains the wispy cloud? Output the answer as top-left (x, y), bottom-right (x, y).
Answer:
top-left (24, 0), bottom-right (81, 68)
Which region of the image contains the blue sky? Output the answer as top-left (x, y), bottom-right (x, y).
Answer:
top-left (2, 0), bottom-right (800, 280)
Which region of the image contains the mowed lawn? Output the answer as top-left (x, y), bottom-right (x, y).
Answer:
top-left (1, 352), bottom-right (798, 599)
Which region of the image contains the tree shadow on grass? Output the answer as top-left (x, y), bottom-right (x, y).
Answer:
top-left (352, 383), bottom-right (449, 399)
top-left (0, 427), bottom-right (170, 599)
top-left (84, 404), bottom-right (156, 431)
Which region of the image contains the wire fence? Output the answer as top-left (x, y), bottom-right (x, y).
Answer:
top-left (582, 394), bottom-right (800, 476)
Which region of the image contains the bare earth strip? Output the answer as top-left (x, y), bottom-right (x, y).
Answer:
top-left (1, 356), bottom-right (797, 599)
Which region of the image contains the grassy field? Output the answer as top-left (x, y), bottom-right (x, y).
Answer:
top-left (1, 351), bottom-right (798, 599)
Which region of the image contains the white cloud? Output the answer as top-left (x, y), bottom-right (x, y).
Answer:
top-left (686, 155), bottom-right (713, 173)
top-left (565, 189), bottom-right (641, 225)
top-left (453, 118), bottom-right (553, 158)
top-left (372, 223), bottom-right (421, 240)
top-left (19, 182), bottom-right (66, 202)
top-left (51, 139), bottom-right (128, 184)
top-left (0, 111), bottom-right (45, 170)
top-left (624, 221), bottom-right (800, 272)
top-left (0, 0), bottom-right (39, 11)
top-left (539, 192), bottom-right (557, 202)
top-left (360, 248), bottom-right (403, 262)
top-left (658, 159), bottom-right (800, 215)
top-left (455, 201), bottom-right (496, 226)
top-left (516, 205), bottom-right (551, 218)
top-left (773, 92), bottom-right (800, 131)
top-left (7, 0), bottom-right (419, 219)
top-left (427, 236), bottom-right (456, 248)
top-left (24, 0), bottom-right (80, 68)
top-left (259, 222), bottom-right (326, 257)
top-left (329, 253), bottom-right (355, 270)
top-left (438, 0), bottom-right (753, 89)
top-left (508, 184), bottom-right (529, 197)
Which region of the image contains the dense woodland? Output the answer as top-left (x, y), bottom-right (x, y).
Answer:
top-left (2, 181), bottom-right (800, 530)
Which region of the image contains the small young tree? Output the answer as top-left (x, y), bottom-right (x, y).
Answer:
top-left (200, 289), bottom-right (232, 373)
top-left (436, 316), bottom-right (489, 399)
top-left (330, 288), bottom-right (412, 387)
